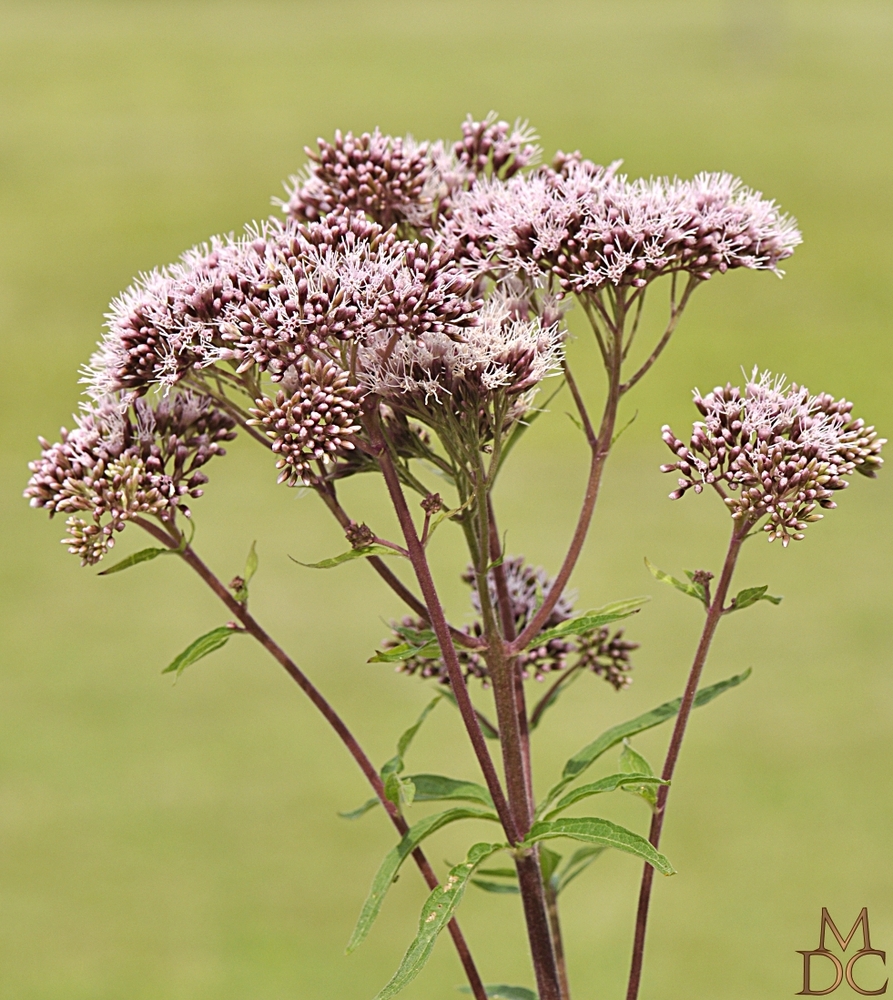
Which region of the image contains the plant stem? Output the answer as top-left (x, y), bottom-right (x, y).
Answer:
top-left (132, 517), bottom-right (488, 1000)
top-left (625, 519), bottom-right (751, 1000)
top-left (511, 324), bottom-right (623, 653)
top-left (545, 881), bottom-right (571, 1000)
top-left (371, 427), bottom-right (564, 1000)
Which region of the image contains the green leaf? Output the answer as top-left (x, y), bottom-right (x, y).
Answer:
top-left (373, 842), bottom-right (505, 999)
top-left (391, 624), bottom-right (436, 645)
top-left (611, 409), bottom-right (639, 446)
top-left (98, 546), bottom-right (172, 575)
top-left (458, 987), bottom-right (538, 1000)
top-left (543, 668), bottom-right (752, 806)
top-left (645, 557), bottom-right (707, 605)
top-left (727, 585), bottom-right (782, 612)
top-left (538, 846), bottom-right (562, 887)
top-left (475, 867), bottom-right (517, 878)
top-left (379, 697), bottom-right (443, 805)
top-left (426, 495), bottom-right (475, 540)
top-left (368, 641), bottom-right (441, 663)
top-left (539, 772), bottom-right (667, 821)
top-left (556, 845), bottom-right (607, 893)
top-left (530, 597), bottom-right (649, 646)
top-left (406, 774), bottom-right (494, 808)
top-left (161, 625), bottom-right (243, 679)
top-left (471, 878), bottom-right (520, 895)
top-left (294, 544), bottom-right (402, 569)
top-left (620, 740), bottom-right (659, 809)
top-left (338, 797), bottom-right (379, 820)
top-left (347, 808), bottom-right (499, 954)
top-left (233, 540), bottom-right (259, 601)
top-left (524, 817), bottom-right (674, 876)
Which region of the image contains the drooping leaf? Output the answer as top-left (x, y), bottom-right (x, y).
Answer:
top-left (98, 546), bottom-right (172, 575)
top-left (347, 807), bottom-right (499, 953)
top-left (542, 669), bottom-right (751, 806)
top-left (162, 626), bottom-right (243, 679)
top-left (645, 557), bottom-right (707, 605)
top-left (373, 842), bottom-right (505, 999)
top-left (524, 817), bottom-right (674, 876)
top-left (620, 740), bottom-right (659, 809)
top-left (556, 845), bottom-right (607, 893)
top-left (458, 986), bottom-right (538, 1000)
top-left (294, 544), bottom-right (402, 569)
top-left (727, 585), bottom-right (782, 612)
top-left (338, 797), bottom-right (379, 821)
top-left (529, 597), bottom-right (649, 647)
top-left (539, 772), bottom-right (666, 821)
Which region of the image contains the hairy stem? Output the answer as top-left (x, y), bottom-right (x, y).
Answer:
top-left (132, 516), bottom-right (488, 1000)
top-left (625, 519), bottom-right (751, 1000)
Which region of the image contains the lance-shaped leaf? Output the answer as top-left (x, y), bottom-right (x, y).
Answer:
top-left (459, 987), bottom-right (538, 1000)
top-left (338, 797), bottom-right (380, 821)
top-left (538, 772), bottom-right (667, 821)
top-left (470, 878), bottom-right (520, 895)
top-left (539, 846), bottom-right (562, 888)
top-left (339, 774), bottom-right (493, 821)
top-left (523, 817), bottom-right (674, 876)
top-left (294, 544), bottom-right (403, 569)
top-left (373, 842), bottom-right (505, 1000)
top-left (556, 845), bottom-right (607, 893)
top-left (347, 807), bottom-right (499, 953)
top-left (233, 540), bottom-right (259, 601)
top-left (162, 625), bottom-right (244, 679)
top-left (542, 669), bottom-right (751, 807)
top-left (380, 697), bottom-right (441, 806)
top-left (726, 585), bottom-right (782, 612)
top-left (528, 597), bottom-right (649, 647)
top-left (98, 546), bottom-right (173, 576)
top-left (369, 641), bottom-right (441, 663)
top-left (619, 740), bottom-right (660, 809)
top-left (645, 557), bottom-right (707, 605)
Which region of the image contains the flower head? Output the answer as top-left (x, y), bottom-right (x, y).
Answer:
top-left (661, 369), bottom-right (884, 544)
top-left (386, 557), bottom-right (636, 688)
top-left (25, 393), bottom-right (236, 564)
top-left (443, 161), bottom-right (801, 292)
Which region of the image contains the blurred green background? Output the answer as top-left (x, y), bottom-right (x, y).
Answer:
top-left (2, 2), bottom-right (892, 997)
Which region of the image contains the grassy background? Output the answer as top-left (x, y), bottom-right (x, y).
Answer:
top-left (2, 2), bottom-right (892, 997)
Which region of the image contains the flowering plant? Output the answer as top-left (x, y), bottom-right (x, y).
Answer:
top-left (26, 113), bottom-right (883, 1000)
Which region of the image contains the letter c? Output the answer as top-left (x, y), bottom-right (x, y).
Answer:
top-left (846, 949), bottom-right (888, 996)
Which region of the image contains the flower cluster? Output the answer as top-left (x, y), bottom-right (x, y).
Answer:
top-left (281, 114), bottom-right (540, 233)
top-left (357, 295), bottom-right (563, 437)
top-left (25, 394), bottom-right (236, 564)
top-left (443, 160), bottom-right (801, 293)
top-left (387, 557), bottom-right (636, 688)
top-left (249, 358), bottom-right (363, 486)
top-left (661, 370), bottom-right (884, 544)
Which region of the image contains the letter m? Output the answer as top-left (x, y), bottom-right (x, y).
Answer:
top-left (820, 908), bottom-right (873, 953)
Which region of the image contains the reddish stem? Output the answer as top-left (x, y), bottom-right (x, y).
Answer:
top-left (625, 520), bottom-right (750, 1000)
top-left (132, 517), bottom-right (488, 1000)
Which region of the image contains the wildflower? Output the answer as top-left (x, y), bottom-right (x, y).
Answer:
top-left (443, 161), bottom-right (801, 292)
top-left (248, 358), bottom-right (363, 487)
top-left (25, 393), bottom-right (236, 564)
top-left (660, 369), bottom-right (884, 544)
top-left (387, 557), bottom-right (635, 687)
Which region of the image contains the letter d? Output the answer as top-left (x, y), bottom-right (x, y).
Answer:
top-left (798, 950), bottom-right (844, 995)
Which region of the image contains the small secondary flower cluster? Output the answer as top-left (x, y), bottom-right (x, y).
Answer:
top-left (661, 370), bottom-right (884, 544)
top-left (25, 394), bottom-right (236, 564)
top-left (388, 558), bottom-right (637, 688)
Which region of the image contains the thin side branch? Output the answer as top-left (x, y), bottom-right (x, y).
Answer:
top-left (132, 516), bottom-right (488, 1000)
